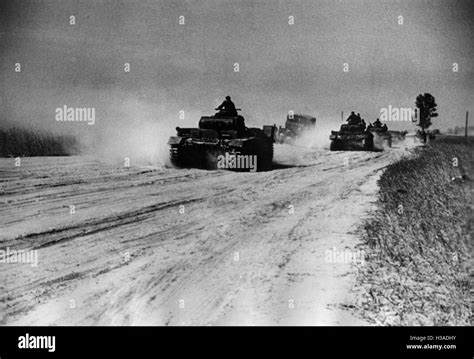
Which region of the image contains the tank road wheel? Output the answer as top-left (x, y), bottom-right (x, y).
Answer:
top-left (170, 145), bottom-right (183, 167)
top-left (330, 140), bottom-right (339, 151)
top-left (170, 145), bottom-right (208, 169)
top-left (233, 140), bottom-right (272, 172)
top-left (364, 137), bottom-right (374, 151)
top-left (204, 147), bottom-right (224, 170)
top-left (257, 141), bottom-right (273, 172)
top-left (246, 139), bottom-right (273, 172)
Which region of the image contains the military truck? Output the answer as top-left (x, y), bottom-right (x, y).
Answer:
top-left (168, 109), bottom-right (275, 171)
top-left (275, 113), bottom-right (316, 144)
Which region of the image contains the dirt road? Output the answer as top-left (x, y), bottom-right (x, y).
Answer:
top-left (0, 145), bottom-right (409, 325)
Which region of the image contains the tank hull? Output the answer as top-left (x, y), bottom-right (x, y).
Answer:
top-left (169, 137), bottom-right (273, 172)
top-left (168, 113), bottom-right (275, 172)
top-left (329, 129), bottom-right (374, 151)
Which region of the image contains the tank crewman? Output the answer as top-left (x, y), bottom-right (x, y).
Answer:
top-left (347, 111), bottom-right (359, 125)
top-left (369, 118), bottom-right (388, 132)
top-left (216, 96), bottom-right (238, 116)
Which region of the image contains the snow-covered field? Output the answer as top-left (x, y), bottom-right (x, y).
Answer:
top-left (0, 144), bottom-right (412, 325)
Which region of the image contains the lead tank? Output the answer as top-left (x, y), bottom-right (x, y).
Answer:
top-left (168, 109), bottom-right (275, 171)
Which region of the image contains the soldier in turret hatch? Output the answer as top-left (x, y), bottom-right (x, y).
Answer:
top-left (216, 96), bottom-right (237, 116)
top-left (347, 111), bottom-right (359, 125)
top-left (373, 118), bottom-right (382, 127)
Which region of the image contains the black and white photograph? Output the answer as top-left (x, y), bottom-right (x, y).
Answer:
top-left (0, 0), bottom-right (472, 354)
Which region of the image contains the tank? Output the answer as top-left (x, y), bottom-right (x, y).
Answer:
top-left (368, 122), bottom-right (392, 150)
top-left (275, 114), bottom-right (316, 144)
top-left (329, 123), bottom-right (374, 151)
top-left (168, 109), bottom-right (276, 171)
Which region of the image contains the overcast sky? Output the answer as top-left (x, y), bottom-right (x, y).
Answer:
top-left (1, 0), bottom-right (473, 134)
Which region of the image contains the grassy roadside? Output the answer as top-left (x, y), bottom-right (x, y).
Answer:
top-left (357, 136), bottom-right (473, 325)
top-left (0, 127), bottom-right (79, 157)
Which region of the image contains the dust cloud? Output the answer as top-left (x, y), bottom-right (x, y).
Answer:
top-left (77, 96), bottom-right (201, 168)
top-left (293, 119), bottom-right (336, 150)
top-left (273, 117), bottom-right (338, 166)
